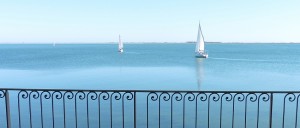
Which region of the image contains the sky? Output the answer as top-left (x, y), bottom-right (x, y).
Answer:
top-left (0, 0), bottom-right (300, 43)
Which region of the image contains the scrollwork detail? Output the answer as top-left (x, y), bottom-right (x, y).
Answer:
top-left (221, 93), bottom-right (233, 102)
top-left (184, 92), bottom-right (195, 101)
top-left (29, 91), bottom-right (40, 99)
top-left (246, 93), bottom-right (258, 102)
top-left (160, 92), bottom-right (171, 101)
top-left (75, 91), bottom-right (86, 100)
top-left (0, 90), bottom-right (6, 98)
top-left (99, 92), bottom-right (109, 100)
top-left (233, 93), bottom-right (245, 102)
top-left (259, 93), bottom-right (270, 102)
top-left (284, 93), bottom-right (296, 102)
top-left (52, 91), bottom-right (63, 100)
top-left (18, 90), bottom-right (29, 99)
top-left (147, 92), bottom-right (159, 101)
top-left (209, 93), bottom-right (220, 102)
top-left (123, 92), bottom-right (134, 101)
top-left (112, 92), bottom-right (122, 100)
top-left (196, 93), bottom-right (208, 101)
top-left (87, 91), bottom-right (98, 100)
top-left (172, 92), bottom-right (183, 101)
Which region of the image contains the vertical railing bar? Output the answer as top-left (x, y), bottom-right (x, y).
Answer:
top-left (269, 93), bottom-right (273, 128)
top-left (257, 93), bottom-right (261, 128)
top-left (29, 92), bottom-right (33, 128)
top-left (171, 93), bottom-right (174, 128)
top-left (208, 95), bottom-right (210, 128)
top-left (122, 92), bottom-right (125, 128)
top-left (18, 93), bottom-right (21, 128)
top-left (87, 92), bottom-right (90, 128)
top-left (63, 92), bottom-right (66, 128)
top-left (232, 94), bottom-right (236, 128)
top-left (159, 93), bottom-right (161, 128)
top-left (220, 94), bottom-right (223, 128)
top-left (110, 93), bottom-right (113, 128)
top-left (244, 94), bottom-right (249, 128)
top-left (40, 92), bottom-right (44, 128)
top-left (98, 92), bottom-right (102, 128)
top-left (282, 93), bottom-right (287, 128)
top-left (146, 93), bottom-right (149, 128)
top-left (52, 92), bottom-right (55, 128)
top-left (195, 93), bottom-right (198, 128)
top-left (5, 90), bottom-right (11, 128)
top-left (183, 93), bottom-right (185, 128)
top-left (134, 92), bottom-right (136, 128)
top-left (75, 92), bottom-right (78, 128)
top-left (296, 93), bottom-right (299, 128)
top-left (18, 90), bottom-right (26, 128)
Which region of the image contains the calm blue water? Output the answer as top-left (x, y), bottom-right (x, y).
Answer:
top-left (1, 43), bottom-right (300, 91)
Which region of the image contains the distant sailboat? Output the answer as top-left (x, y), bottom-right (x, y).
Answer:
top-left (53, 42), bottom-right (56, 47)
top-left (118, 35), bottom-right (124, 53)
top-left (195, 22), bottom-right (208, 58)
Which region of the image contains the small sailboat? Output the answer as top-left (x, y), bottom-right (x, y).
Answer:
top-left (118, 35), bottom-right (123, 53)
top-left (53, 42), bottom-right (56, 47)
top-left (195, 22), bottom-right (208, 58)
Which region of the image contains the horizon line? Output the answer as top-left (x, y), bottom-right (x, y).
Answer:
top-left (1, 41), bottom-right (300, 44)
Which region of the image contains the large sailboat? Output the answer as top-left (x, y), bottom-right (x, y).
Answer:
top-left (118, 35), bottom-right (123, 53)
top-left (195, 22), bottom-right (208, 58)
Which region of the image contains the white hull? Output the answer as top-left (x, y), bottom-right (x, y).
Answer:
top-left (195, 52), bottom-right (208, 58)
top-left (119, 49), bottom-right (123, 53)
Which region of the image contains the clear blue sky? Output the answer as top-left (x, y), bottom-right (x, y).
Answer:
top-left (0, 0), bottom-right (299, 43)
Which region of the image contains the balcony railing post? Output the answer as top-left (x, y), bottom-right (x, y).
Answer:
top-left (5, 90), bottom-right (11, 128)
top-left (269, 93), bottom-right (273, 128)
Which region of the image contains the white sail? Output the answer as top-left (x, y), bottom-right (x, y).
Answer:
top-left (118, 35), bottom-right (123, 52)
top-left (195, 22), bottom-right (205, 52)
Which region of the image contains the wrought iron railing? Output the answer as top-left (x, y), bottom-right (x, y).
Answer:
top-left (1, 88), bottom-right (300, 128)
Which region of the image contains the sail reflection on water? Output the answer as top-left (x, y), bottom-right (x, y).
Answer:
top-left (195, 58), bottom-right (205, 90)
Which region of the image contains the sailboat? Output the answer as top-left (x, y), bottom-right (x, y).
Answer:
top-left (118, 35), bottom-right (123, 53)
top-left (195, 22), bottom-right (208, 58)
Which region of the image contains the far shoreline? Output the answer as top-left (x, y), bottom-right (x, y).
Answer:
top-left (0, 42), bottom-right (300, 44)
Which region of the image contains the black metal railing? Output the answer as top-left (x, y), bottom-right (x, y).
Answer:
top-left (1, 88), bottom-right (300, 128)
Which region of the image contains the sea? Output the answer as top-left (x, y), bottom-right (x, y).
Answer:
top-left (0, 43), bottom-right (300, 127)
top-left (1, 43), bottom-right (300, 91)
top-left (1, 43), bottom-right (300, 128)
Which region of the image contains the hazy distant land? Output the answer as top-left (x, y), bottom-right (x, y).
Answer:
top-left (0, 42), bottom-right (300, 44)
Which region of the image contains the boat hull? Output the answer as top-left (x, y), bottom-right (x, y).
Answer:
top-left (195, 52), bottom-right (208, 58)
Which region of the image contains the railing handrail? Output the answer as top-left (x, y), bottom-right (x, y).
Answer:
top-left (1, 87), bottom-right (300, 93)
